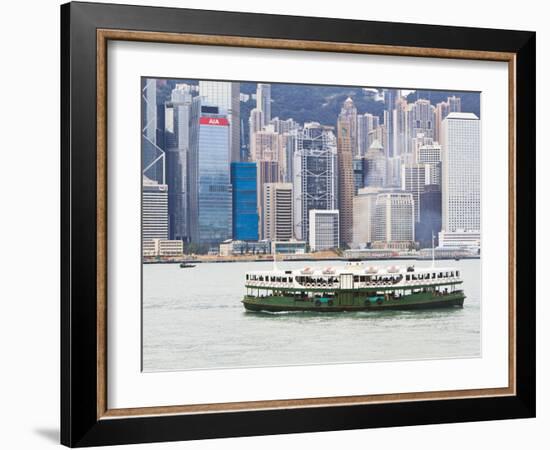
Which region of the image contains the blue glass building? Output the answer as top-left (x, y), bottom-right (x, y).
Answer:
top-left (231, 162), bottom-right (259, 241)
top-left (188, 102), bottom-right (233, 246)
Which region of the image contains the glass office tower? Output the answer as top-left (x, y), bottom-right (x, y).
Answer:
top-left (231, 162), bottom-right (259, 241)
top-left (188, 101), bottom-right (233, 247)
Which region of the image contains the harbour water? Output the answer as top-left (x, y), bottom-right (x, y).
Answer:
top-left (142, 259), bottom-right (481, 372)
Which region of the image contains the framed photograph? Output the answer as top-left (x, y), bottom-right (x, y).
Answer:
top-left (61, 1), bottom-right (536, 447)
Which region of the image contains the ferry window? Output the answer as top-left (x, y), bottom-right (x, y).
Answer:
top-left (289, 277), bottom-right (293, 283)
top-left (406, 275), bottom-right (410, 281)
top-left (412, 275), bottom-right (417, 280)
top-left (246, 275), bottom-right (249, 280)
top-left (354, 276), bottom-right (359, 282)
top-left (432, 273), bottom-right (436, 279)
top-left (456, 271), bottom-right (460, 277)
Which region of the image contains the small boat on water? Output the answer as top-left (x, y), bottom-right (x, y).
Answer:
top-left (242, 261), bottom-right (465, 312)
top-left (179, 262), bottom-right (196, 269)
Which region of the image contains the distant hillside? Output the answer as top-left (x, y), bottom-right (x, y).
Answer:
top-left (152, 79), bottom-right (480, 153)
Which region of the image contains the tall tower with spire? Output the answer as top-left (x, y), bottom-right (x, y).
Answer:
top-left (337, 97), bottom-right (357, 246)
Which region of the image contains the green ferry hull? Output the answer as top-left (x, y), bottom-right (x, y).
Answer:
top-left (242, 291), bottom-right (465, 313)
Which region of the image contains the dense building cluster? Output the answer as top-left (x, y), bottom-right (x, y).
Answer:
top-left (141, 80), bottom-right (481, 256)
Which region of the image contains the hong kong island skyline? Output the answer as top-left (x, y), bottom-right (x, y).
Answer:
top-left (141, 79), bottom-right (481, 260)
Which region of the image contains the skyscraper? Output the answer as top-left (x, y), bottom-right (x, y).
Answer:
top-left (352, 187), bottom-right (383, 247)
top-left (357, 113), bottom-right (375, 157)
top-left (142, 175), bottom-right (169, 244)
top-left (337, 98), bottom-right (357, 245)
top-left (256, 83), bottom-right (272, 126)
top-left (441, 112), bottom-right (480, 233)
top-left (231, 162), bottom-right (259, 241)
top-left (363, 140), bottom-right (386, 187)
top-left (372, 192), bottom-right (415, 249)
top-left (263, 183), bottom-right (293, 241)
top-left (409, 99), bottom-right (436, 149)
top-left (401, 163), bottom-right (432, 223)
top-left (141, 78), bottom-right (165, 185)
top-left (393, 95), bottom-right (409, 156)
top-left (166, 84), bottom-right (192, 241)
top-left (199, 81), bottom-right (241, 162)
top-left (383, 89), bottom-right (397, 157)
top-left (250, 126), bottom-right (285, 168)
top-left (256, 160), bottom-right (281, 239)
top-left (292, 122), bottom-right (338, 241)
top-left (417, 143), bottom-right (442, 186)
top-left (448, 95), bottom-right (461, 113)
top-left (417, 184), bottom-right (442, 247)
top-left (309, 210), bottom-right (340, 251)
top-left (188, 100), bottom-right (233, 246)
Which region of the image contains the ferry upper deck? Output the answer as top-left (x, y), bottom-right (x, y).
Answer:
top-left (244, 262), bottom-right (462, 291)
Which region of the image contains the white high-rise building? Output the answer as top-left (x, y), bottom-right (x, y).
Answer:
top-left (372, 192), bottom-right (415, 248)
top-left (199, 81), bottom-right (241, 162)
top-left (441, 112), bottom-right (480, 233)
top-left (309, 210), bottom-right (340, 251)
top-left (352, 187), bottom-right (383, 247)
top-left (256, 83), bottom-right (272, 126)
top-left (263, 183), bottom-right (293, 241)
top-left (142, 175), bottom-right (169, 244)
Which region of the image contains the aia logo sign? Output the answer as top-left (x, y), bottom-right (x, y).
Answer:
top-left (199, 117), bottom-right (229, 126)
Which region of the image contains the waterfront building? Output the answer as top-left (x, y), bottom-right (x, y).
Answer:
top-left (256, 83), bottom-right (272, 126)
top-left (231, 162), bottom-right (259, 241)
top-left (363, 140), bottom-right (386, 187)
top-left (263, 183), bottom-right (293, 241)
top-left (188, 100), bottom-right (233, 246)
top-left (309, 209), bottom-right (340, 251)
top-left (337, 98), bottom-right (357, 245)
top-left (219, 239), bottom-right (271, 256)
top-left (441, 112), bottom-right (480, 233)
top-left (142, 239), bottom-right (184, 257)
top-left (199, 81), bottom-right (241, 162)
top-left (292, 122), bottom-right (338, 241)
top-left (271, 240), bottom-right (307, 255)
top-left (142, 175), bottom-right (169, 245)
top-left (352, 187), bottom-right (383, 247)
top-left (416, 184), bottom-right (442, 247)
top-left (438, 230), bottom-right (480, 250)
top-left (372, 192), bottom-right (415, 249)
